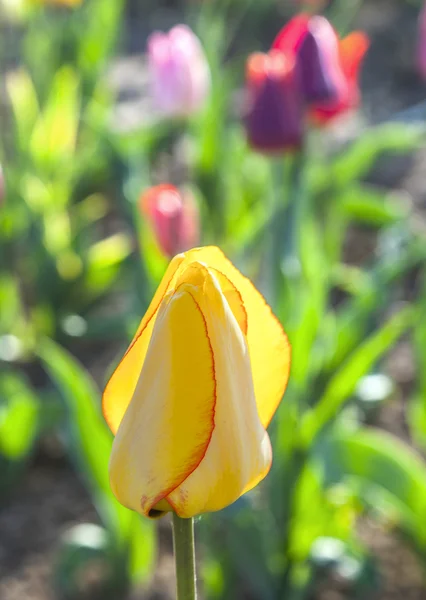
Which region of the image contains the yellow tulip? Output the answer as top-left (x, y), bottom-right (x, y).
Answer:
top-left (103, 247), bottom-right (290, 518)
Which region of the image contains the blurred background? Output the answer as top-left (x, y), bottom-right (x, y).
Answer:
top-left (2, 0), bottom-right (426, 599)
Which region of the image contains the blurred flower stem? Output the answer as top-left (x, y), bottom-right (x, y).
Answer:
top-left (278, 446), bottom-right (307, 597)
top-left (172, 514), bottom-right (197, 600)
top-left (269, 148), bottom-right (306, 308)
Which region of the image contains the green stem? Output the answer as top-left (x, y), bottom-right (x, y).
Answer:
top-left (279, 447), bottom-right (306, 596)
top-left (172, 514), bottom-right (197, 600)
top-left (268, 149), bottom-right (307, 310)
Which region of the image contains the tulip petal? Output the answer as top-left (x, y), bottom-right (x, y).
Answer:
top-left (205, 267), bottom-right (248, 335)
top-left (167, 269), bottom-right (272, 517)
top-left (272, 14), bottom-right (310, 53)
top-left (102, 253), bottom-right (185, 434)
top-left (310, 31), bottom-right (369, 124)
top-left (339, 32), bottom-right (369, 83)
top-left (245, 52), bottom-right (304, 153)
top-left (108, 285), bottom-right (217, 517)
top-left (177, 247), bottom-right (290, 427)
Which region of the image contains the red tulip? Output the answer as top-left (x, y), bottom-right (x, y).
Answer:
top-left (141, 184), bottom-right (199, 257)
top-left (244, 51), bottom-right (304, 153)
top-left (272, 14), bottom-right (369, 123)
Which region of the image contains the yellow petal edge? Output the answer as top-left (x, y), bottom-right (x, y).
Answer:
top-left (103, 246), bottom-right (290, 434)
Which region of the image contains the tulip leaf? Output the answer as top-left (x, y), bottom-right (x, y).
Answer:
top-left (318, 427), bottom-right (426, 549)
top-left (0, 274), bottom-right (24, 333)
top-left (290, 214), bottom-right (329, 388)
top-left (85, 232), bottom-right (133, 294)
top-left (289, 463), bottom-right (356, 563)
top-left (324, 237), bottom-right (426, 372)
top-left (77, 0), bottom-right (125, 76)
top-left (331, 124), bottom-right (422, 188)
top-left (0, 372), bottom-right (39, 460)
top-left (301, 306), bottom-right (414, 444)
top-left (340, 185), bottom-right (409, 226)
top-left (37, 337), bottom-right (156, 583)
top-left (6, 69), bottom-right (40, 154)
top-left (408, 275), bottom-right (426, 448)
top-left (203, 505), bottom-right (276, 600)
top-left (30, 67), bottom-right (80, 175)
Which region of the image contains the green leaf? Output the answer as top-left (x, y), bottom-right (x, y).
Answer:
top-left (331, 124), bottom-right (422, 188)
top-left (37, 338), bottom-right (156, 583)
top-left (301, 306), bottom-right (414, 444)
top-left (202, 507), bottom-right (276, 600)
top-left (289, 463), bottom-right (356, 563)
top-left (325, 237), bottom-right (426, 372)
top-left (77, 0), bottom-right (125, 77)
top-left (340, 185), bottom-right (409, 226)
top-left (319, 427), bottom-right (426, 549)
top-left (408, 274), bottom-right (426, 448)
top-left (0, 372), bottom-right (39, 459)
top-left (289, 215), bottom-right (329, 388)
top-left (30, 67), bottom-right (80, 175)
top-left (0, 274), bottom-right (24, 333)
top-left (6, 70), bottom-right (39, 153)
top-left (85, 233), bottom-right (133, 294)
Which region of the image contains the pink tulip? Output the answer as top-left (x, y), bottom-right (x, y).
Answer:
top-left (141, 184), bottom-right (199, 257)
top-left (147, 25), bottom-right (211, 117)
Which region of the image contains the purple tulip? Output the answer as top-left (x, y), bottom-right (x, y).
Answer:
top-left (245, 51), bottom-right (304, 154)
top-left (147, 25), bottom-right (211, 118)
top-left (296, 17), bottom-right (344, 104)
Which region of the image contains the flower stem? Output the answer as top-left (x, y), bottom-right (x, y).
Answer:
top-left (172, 513), bottom-right (197, 600)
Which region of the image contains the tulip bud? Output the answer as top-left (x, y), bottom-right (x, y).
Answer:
top-left (272, 14), bottom-right (369, 124)
top-left (419, 2), bottom-right (426, 79)
top-left (103, 247), bottom-right (291, 518)
top-left (147, 25), bottom-right (211, 118)
top-left (296, 17), bottom-right (346, 105)
top-left (311, 31), bottom-right (369, 123)
top-left (245, 51), bottom-right (304, 153)
top-left (141, 184), bottom-right (199, 258)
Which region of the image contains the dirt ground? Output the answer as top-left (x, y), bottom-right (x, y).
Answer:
top-left (2, 1), bottom-right (426, 599)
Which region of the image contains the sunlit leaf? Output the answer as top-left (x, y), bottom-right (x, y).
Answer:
top-left (37, 338), bottom-right (156, 583)
top-left (302, 306), bottom-right (414, 444)
top-left (0, 372), bottom-right (39, 459)
top-left (30, 67), bottom-right (80, 175)
top-left (318, 427), bottom-right (426, 548)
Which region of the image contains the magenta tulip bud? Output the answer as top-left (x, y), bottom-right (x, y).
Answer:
top-left (147, 25), bottom-right (211, 118)
top-left (244, 51), bottom-right (304, 154)
top-left (296, 17), bottom-right (345, 104)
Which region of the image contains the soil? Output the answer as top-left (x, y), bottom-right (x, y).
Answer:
top-left (0, 453), bottom-right (96, 600)
top-left (2, 1), bottom-right (426, 599)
